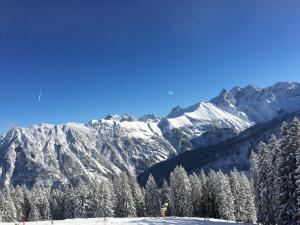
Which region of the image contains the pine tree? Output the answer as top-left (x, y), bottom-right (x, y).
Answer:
top-left (114, 172), bottom-right (136, 217)
top-left (293, 118), bottom-right (300, 222)
top-left (94, 181), bottom-right (114, 217)
top-left (63, 187), bottom-right (76, 219)
top-left (28, 195), bottom-right (40, 222)
top-left (0, 187), bottom-right (17, 222)
top-left (214, 171), bottom-right (235, 221)
top-left (128, 173), bottom-right (145, 217)
top-left (160, 180), bottom-right (170, 206)
top-left (11, 185), bottom-right (26, 221)
top-left (206, 170), bottom-right (218, 218)
top-left (169, 166), bottom-right (193, 217)
top-left (240, 174), bottom-right (257, 223)
top-left (189, 173), bottom-right (202, 217)
top-left (74, 182), bottom-right (92, 218)
top-left (198, 169), bottom-right (208, 218)
top-left (229, 168), bottom-right (244, 222)
top-left (275, 121), bottom-right (298, 225)
top-left (145, 174), bottom-right (161, 217)
top-left (268, 134), bottom-right (280, 225)
top-left (257, 141), bottom-right (273, 224)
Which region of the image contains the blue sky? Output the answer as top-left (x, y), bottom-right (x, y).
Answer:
top-left (0, 0), bottom-right (300, 133)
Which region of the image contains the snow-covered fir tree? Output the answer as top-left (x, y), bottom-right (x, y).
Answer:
top-left (275, 120), bottom-right (298, 225)
top-left (256, 141), bottom-right (275, 224)
top-left (28, 197), bottom-right (40, 222)
top-left (198, 169), bottom-right (208, 218)
top-left (144, 174), bottom-right (161, 216)
top-left (189, 173), bottom-right (202, 217)
top-left (160, 179), bottom-right (170, 207)
top-left (214, 171), bottom-right (235, 221)
top-left (230, 168), bottom-right (256, 223)
top-left (11, 185), bottom-right (26, 222)
top-left (240, 174), bottom-right (257, 223)
top-left (170, 166), bottom-right (193, 217)
top-left (0, 187), bottom-right (17, 222)
top-left (93, 181), bottom-right (114, 217)
top-left (114, 172), bottom-right (136, 217)
top-left (128, 173), bottom-right (145, 217)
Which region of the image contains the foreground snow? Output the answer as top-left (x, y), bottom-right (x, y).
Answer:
top-left (1, 217), bottom-right (252, 225)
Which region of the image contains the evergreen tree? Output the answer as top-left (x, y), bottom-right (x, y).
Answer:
top-left (240, 174), bottom-right (257, 223)
top-left (63, 187), bottom-right (76, 219)
top-left (198, 169), bottom-right (208, 217)
top-left (160, 180), bottom-right (170, 207)
top-left (229, 168), bottom-right (244, 222)
top-left (94, 181), bottom-right (114, 217)
top-left (145, 174), bottom-right (161, 217)
top-left (214, 171), bottom-right (235, 221)
top-left (257, 141), bottom-right (274, 224)
top-left (0, 187), bottom-right (17, 222)
top-left (12, 185), bottom-right (26, 221)
top-left (170, 166), bottom-right (193, 217)
top-left (28, 195), bottom-right (40, 222)
top-left (114, 172), bottom-right (136, 217)
top-left (275, 121), bottom-right (298, 225)
top-left (128, 173), bottom-right (145, 217)
top-left (189, 173), bottom-right (202, 217)
top-left (74, 182), bottom-right (92, 218)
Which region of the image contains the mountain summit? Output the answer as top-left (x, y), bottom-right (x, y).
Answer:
top-left (1, 82), bottom-right (300, 188)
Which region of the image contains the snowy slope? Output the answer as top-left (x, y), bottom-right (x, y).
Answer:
top-left (0, 114), bottom-right (176, 188)
top-left (0, 217), bottom-right (252, 225)
top-left (1, 82), bottom-right (300, 188)
top-left (159, 102), bottom-right (253, 152)
top-left (211, 82), bottom-right (300, 123)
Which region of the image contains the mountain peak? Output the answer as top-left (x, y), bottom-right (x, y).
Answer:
top-left (139, 114), bottom-right (162, 123)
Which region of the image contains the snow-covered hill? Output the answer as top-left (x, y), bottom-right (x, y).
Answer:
top-left (0, 217), bottom-right (253, 225)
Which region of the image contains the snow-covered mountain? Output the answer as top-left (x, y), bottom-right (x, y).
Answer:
top-left (1, 81), bottom-right (300, 188)
top-left (0, 115), bottom-right (176, 188)
top-left (138, 109), bottom-right (300, 186)
top-left (159, 81), bottom-right (300, 152)
top-left (158, 102), bottom-right (253, 152)
top-left (211, 82), bottom-right (300, 123)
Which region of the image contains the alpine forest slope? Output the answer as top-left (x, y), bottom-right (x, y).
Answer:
top-left (138, 109), bottom-right (300, 186)
top-left (1, 81), bottom-right (300, 188)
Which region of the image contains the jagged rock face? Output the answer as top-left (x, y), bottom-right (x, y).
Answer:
top-left (211, 82), bottom-right (300, 123)
top-left (1, 81), bottom-right (300, 188)
top-left (0, 119), bottom-right (176, 188)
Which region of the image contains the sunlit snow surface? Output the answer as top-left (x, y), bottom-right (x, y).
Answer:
top-left (1, 217), bottom-right (252, 225)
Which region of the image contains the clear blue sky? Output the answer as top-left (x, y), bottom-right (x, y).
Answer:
top-left (0, 0), bottom-right (300, 133)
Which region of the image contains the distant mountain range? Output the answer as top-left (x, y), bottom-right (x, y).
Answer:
top-left (1, 81), bottom-right (300, 188)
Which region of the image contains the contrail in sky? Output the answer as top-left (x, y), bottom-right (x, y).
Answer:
top-left (38, 89), bottom-right (42, 102)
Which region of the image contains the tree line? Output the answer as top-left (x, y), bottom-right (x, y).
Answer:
top-left (0, 165), bottom-right (256, 223)
top-left (250, 118), bottom-right (300, 225)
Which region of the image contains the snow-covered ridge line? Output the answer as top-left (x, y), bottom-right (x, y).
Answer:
top-left (1, 81), bottom-right (300, 188)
